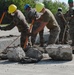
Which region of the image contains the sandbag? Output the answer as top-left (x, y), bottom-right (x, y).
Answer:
top-left (7, 47), bottom-right (26, 62)
top-left (46, 44), bottom-right (72, 61)
top-left (25, 47), bottom-right (43, 61)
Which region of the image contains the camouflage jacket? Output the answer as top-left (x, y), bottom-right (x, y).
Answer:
top-left (25, 8), bottom-right (40, 23)
top-left (55, 11), bottom-right (66, 26)
top-left (1, 10), bottom-right (29, 32)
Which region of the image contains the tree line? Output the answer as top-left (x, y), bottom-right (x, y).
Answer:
top-left (0, 0), bottom-right (68, 24)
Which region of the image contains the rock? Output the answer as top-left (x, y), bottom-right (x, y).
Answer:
top-left (7, 47), bottom-right (25, 62)
top-left (0, 53), bottom-right (8, 60)
top-left (46, 44), bottom-right (72, 61)
top-left (33, 45), bottom-right (46, 53)
top-left (25, 47), bottom-right (43, 61)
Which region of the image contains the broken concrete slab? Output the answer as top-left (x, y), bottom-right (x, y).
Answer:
top-left (7, 47), bottom-right (25, 62)
top-left (0, 53), bottom-right (7, 60)
top-left (25, 47), bottom-right (43, 61)
top-left (46, 44), bottom-right (72, 61)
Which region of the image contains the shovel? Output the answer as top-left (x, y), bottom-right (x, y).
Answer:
top-left (59, 13), bottom-right (69, 44)
top-left (24, 20), bottom-right (34, 48)
top-left (0, 12), bottom-right (6, 24)
top-left (62, 24), bottom-right (68, 44)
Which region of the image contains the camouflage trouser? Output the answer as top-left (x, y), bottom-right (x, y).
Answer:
top-left (69, 32), bottom-right (74, 46)
top-left (69, 29), bottom-right (74, 51)
top-left (31, 22), bottom-right (44, 46)
top-left (20, 31), bottom-right (29, 49)
top-left (59, 25), bottom-right (69, 44)
top-left (69, 24), bottom-right (74, 46)
top-left (31, 29), bottom-right (44, 46)
top-left (48, 26), bottom-right (60, 44)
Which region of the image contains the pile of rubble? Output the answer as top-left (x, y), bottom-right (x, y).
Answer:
top-left (0, 34), bottom-right (73, 63)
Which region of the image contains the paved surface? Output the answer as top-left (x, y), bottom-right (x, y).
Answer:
top-left (0, 26), bottom-right (74, 75)
top-left (0, 27), bottom-right (20, 36)
top-left (0, 54), bottom-right (74, 75)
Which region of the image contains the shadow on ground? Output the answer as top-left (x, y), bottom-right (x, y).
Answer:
top-left (0, 58), bottom-right (71, 65)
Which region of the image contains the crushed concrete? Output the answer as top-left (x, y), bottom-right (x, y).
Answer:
top-left (7, 47), bottom-right (26, 61)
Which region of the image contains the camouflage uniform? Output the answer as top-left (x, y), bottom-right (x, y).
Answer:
top-left (55, 11), bottom-right (69, 44)
top-left (65, 8), bottom-right (74, 46)
top-left (25, 8), bottom-right (44, 46)
top-left (31, 21), bottom-right (44, 46)
top-left (0, 10), bottom-right (29, 50)
top-left (25, 8), bottom-right (36, 23)
top-left (36, 9), bottom-right (60, 44)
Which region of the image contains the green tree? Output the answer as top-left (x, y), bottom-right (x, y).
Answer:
top-left (0, 0), bottom-right (35, 24)
top-left (0, 0), bottom-right (68, 14)
top-left (43, 0), bottom-right (68, 14)
top-left (0, 0), bottom-right (35, 13)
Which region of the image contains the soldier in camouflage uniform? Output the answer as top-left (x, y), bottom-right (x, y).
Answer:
top-left (29, 2), bottom-right (60, 45)
top-left (65, 0), bottom-right (74, 53)
top-left (24, 4), bottom-right (44, 47)
top-left (0, 4), bottom-right (30, 51)
top-left (55, 7), bottom-right (69, 44)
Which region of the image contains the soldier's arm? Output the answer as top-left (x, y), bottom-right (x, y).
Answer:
top-left (27, 9), bottom-right (37, 22)
top-left (33, 21), bottom-right (48, 34)
top-left (33, 14), bottom-right (49, 34)
top-left (0, 19), bottom-right (15, 31)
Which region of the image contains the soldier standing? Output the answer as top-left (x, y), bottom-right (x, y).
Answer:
top-left (0, 4), bottom-right (30, 52)
top-left (55, 7), bottom-right (69, 44)
top-left (24, 4), bottom-right (44, 47)
top-left (65, 0), bottom-right (74, 53)
top-left (29, 2), bottom-right (60, 45)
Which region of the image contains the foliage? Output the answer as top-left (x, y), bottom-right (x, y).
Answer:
top-left (43, 0), bottom-right (68, 14)
top-left (0, 0), bottom-right (35, 13)
top-left (0, 0), bottom-right (68, 14)
top-left (0, 0), bottom-right (36, 24)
